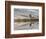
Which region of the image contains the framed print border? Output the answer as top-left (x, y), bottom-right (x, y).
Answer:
top-left (5, 1), bottom-right (45, 38)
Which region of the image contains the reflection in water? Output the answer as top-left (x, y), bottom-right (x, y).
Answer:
top-left (30, 22), bottom-right (34, 27)
top-left (14, 21), bottom-right (39, 30)
top-left (30, 24), bottom-right (31, 26)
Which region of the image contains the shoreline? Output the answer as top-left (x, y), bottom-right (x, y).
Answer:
top-left (14, 19), bottom-right (39, 22)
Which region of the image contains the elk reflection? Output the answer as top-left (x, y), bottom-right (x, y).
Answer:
top-left (29, 21), bottom-right (39, 27)
top-left (29, 21), bottom-right (34, 26)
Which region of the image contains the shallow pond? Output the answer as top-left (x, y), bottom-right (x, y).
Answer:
top-left (14, 21), bottom-right (39, 30)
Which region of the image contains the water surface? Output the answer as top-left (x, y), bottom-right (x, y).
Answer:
top-left (14, 21), bottom-right (39, 30)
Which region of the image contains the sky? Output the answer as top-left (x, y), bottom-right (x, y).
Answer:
top-left (14, 8), bottom-right (39, 17)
